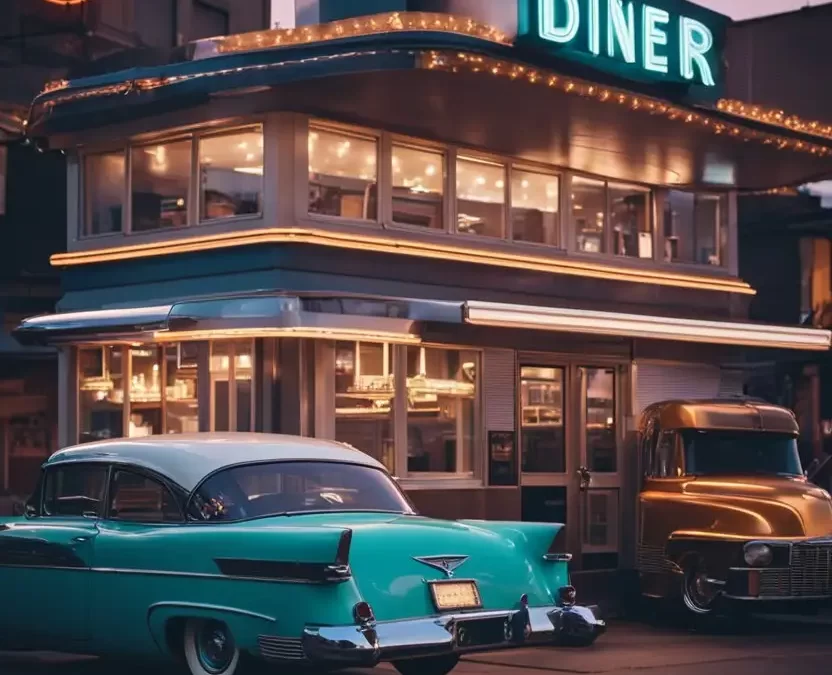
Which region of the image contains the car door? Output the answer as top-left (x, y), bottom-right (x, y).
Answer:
top-left (0, 462), bottom-right (106, 649)
top-left (90, 467), bottom-right (186, 653)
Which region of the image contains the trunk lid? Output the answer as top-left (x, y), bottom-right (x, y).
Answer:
top-left (286, 512), bottom-right (555, 620)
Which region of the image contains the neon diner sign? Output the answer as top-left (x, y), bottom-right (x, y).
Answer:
top-left (518, 0), bottom-right (727, 95)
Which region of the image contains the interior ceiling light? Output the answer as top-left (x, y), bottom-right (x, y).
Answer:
top-left (43, 0), bottom-right (86, 5)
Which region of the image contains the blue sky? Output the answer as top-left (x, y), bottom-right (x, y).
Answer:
top-left (696, 0), bottom-right (824, 19)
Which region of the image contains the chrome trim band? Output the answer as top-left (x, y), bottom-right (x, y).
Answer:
top-left (543, 553), bottom-right (573, 562)
top-left (148, 602), bottom-right (276, 623)
top-left (301, 603), bottom-right (605, 665)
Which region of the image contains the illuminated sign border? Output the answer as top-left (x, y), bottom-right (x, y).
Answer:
top-left (517, 0), bottom-right (728, 100)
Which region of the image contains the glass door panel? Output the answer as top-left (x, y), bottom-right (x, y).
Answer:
top-left (520, 366), bottom-right (566, 473)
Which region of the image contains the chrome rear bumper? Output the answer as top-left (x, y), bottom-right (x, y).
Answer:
top-left (298, 604), bottom-right (605, 666)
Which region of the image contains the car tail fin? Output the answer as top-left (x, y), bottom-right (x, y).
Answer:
top-left (544, 527), bottom-right (573, 563)
top-left (335, 528), bottom-right (353, 566)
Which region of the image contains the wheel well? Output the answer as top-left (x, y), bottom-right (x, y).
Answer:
top-left (164, 617), bottom-right (187, 662)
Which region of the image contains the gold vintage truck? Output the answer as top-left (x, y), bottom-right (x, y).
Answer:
top-left (636, 398), bottom-right (832, 616)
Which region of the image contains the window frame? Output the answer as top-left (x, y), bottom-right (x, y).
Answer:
top-left (77, 122), bottom-right (266, 239)
top-left (196, 124), bottom-right (266, 226)
top-left (388, 136), bottom-right (449, 234)
top-left (41, 462), bottom-right (111, 519)
top-left (328, 340), bottom-right (484, 488)
top-left (662, 189), bottom-right (727, 267)
top-left (509, 163), bottom-right (564, 249)
top-left (106, 466), bottom-right (186, 524)
top-left (453, 152), bottom-right (509, 239)
top-left (305, 120), bottom-right (382, 226)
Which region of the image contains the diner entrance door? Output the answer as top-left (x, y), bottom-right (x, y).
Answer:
top-left (518, 357), bottom-right (624, 571)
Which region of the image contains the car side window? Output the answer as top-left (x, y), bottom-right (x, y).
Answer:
top-left (43, 464), bottom-right (109, 518)
top-left (109, 470), bottom-right (183, 523)
top-left (654, 431), bottom-right (684, 478)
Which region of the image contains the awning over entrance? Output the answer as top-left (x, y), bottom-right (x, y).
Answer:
top-left (464, 301), bottom-right (832, 351)
top-left (14, 293), bottom-right (832, 352)
top-left (13, 294), bottom-right (464, 346)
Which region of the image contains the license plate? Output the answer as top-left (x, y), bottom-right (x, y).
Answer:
top-left (429, 580), bottom-right (482, 611)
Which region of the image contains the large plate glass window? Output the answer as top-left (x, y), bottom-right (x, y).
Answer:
top-left (199, 127), bottom-right (264, 222)
top-left (511, 170), bottom-right (560, 246)
top-left (334, 341), bottom-right (395, 472)
top-left (456, 157), bottom-right (505, 238)
top-left (210, 340), bottom-right (255, 432)
top-left (165, 344), bottom-right (199, 433)
top-left (573, 176), bottom-right (606, 253)
top-left (610, 183), bottom-right (652, 258)
top-left (392, 144), bottom-right (444, 229)
top-left (131, 140), bottom-right (191, 231)
top-left (129, 347), bottom-right (163, 437)
top-left (406, 347), bottom-right (478, 475)
top-left (78, 346), bottom-right (125, 443)
top-left (83, 151), bottom-right (125, 235)
top-left (664, 191), bottom-right (726, 265)
top-left (308, 126), bottom-right (378, 220)
top-left (520, 366), bottom-right (565, 473)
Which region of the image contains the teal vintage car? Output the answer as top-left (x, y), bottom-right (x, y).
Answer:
top-left (0, 433), bottom-right (604, 675)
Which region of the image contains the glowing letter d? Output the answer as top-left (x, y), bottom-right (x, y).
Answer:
top-left (539, 0), bottom-right (580, 44)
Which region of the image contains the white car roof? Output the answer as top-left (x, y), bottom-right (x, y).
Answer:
top-left (45, 433), bottom-right (386, 492)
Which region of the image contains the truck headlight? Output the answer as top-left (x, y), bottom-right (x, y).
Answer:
top-left (744, 543), bottom-right (773, 567)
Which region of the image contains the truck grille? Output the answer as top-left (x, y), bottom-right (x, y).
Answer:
top-left (257, 635), bottom-right (305, 661)
top-left (759, 543), bottom-right (832, 598)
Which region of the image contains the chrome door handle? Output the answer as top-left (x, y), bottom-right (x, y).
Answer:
top-left (71, 536), bottom-right (91, 544)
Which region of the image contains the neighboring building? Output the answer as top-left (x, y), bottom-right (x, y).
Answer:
top-left (13, 0), bottom-right (832, 604)
top-left (727, 6), bottom-right (832, 465)
top-left (0, 0), bottom-right (270, 509)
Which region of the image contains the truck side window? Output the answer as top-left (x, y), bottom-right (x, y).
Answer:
top-left (655, 431), bottom-right (684, 478)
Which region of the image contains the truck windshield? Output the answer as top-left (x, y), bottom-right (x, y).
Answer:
top-left (682, 430), bottom-right (803, 477)
top-left (188, 461), bottom-right (415, 522)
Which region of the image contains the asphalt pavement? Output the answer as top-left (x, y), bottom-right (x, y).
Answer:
top-left (2, 616), bottom-right (831, 675)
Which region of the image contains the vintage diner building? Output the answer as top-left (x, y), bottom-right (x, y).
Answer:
top-left (13, 0), bottom-right (832, 593)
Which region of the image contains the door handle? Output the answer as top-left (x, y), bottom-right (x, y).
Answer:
top-left (71, 536), bottom-right (91, 544)
top-left (577, 466), bottom-right (592, 492)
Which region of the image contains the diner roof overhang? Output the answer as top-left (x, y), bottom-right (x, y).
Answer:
top-left (13, 293), bottom-right (832, 352)
top-left (26, 12), bottom-right (832, 190)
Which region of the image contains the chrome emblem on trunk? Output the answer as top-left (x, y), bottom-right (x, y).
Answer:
top-left (413, 555), bottom-right (469, 578)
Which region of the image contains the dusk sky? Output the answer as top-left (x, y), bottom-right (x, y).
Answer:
top-left (696, 0), bottom-right (826, 19)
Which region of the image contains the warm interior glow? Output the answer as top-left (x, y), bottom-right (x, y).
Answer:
top-left (51, 226), bottom-right (756, 295)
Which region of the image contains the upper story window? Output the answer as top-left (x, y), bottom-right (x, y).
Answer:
top-left (199, 127), bottom-right (264, 222)
top-left (664, 191), bottom-right (726, 266)
top-left (392, 144), bottom-right (445, 230)
top-left (574, 177), bottom-right (653, 258)
top-left (80, 125), bottom-right (264, 237)
top-left (84, 151), bottom-right (125, 235)
top-left (131, 140), bottom-right (191, 231)
top-left (511, 170), bottom-right (560, 246)
top-left (456, 156), bottom-right (506, 238)
top-left (308, 127), bottom-right (378, 221)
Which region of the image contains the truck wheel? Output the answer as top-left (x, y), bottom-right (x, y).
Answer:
top-left (393, 655), bottom-right (460, 675)
top-left (682, 560), bottom-right (718, 616)
top-left (183, 618), bottom-right (241, 675)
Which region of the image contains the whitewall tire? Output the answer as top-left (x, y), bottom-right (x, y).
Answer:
top-left (183, 618), bottom-right (241, 675)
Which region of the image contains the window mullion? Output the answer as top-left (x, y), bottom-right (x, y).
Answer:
top-left (393, 345), bottom-right (408, 478)
top-left (229, 342), bottom-right (238, 431)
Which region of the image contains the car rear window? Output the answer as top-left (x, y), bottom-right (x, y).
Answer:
top-left (188, 461), bottom-right (414, 521)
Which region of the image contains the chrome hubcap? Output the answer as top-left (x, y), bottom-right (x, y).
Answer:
top-left (196, 621), bottom-right (234, 674)
top-left (684, 568), bottom-right (717, 614)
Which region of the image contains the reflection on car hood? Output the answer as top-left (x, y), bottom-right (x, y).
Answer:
top-left (683, 476), bottom-right (832, 538)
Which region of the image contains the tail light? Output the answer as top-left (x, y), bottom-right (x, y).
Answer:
top-left (353, 601), bottom-right (375, 625)
top-left (544, 527), bottom-right (573, 562)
